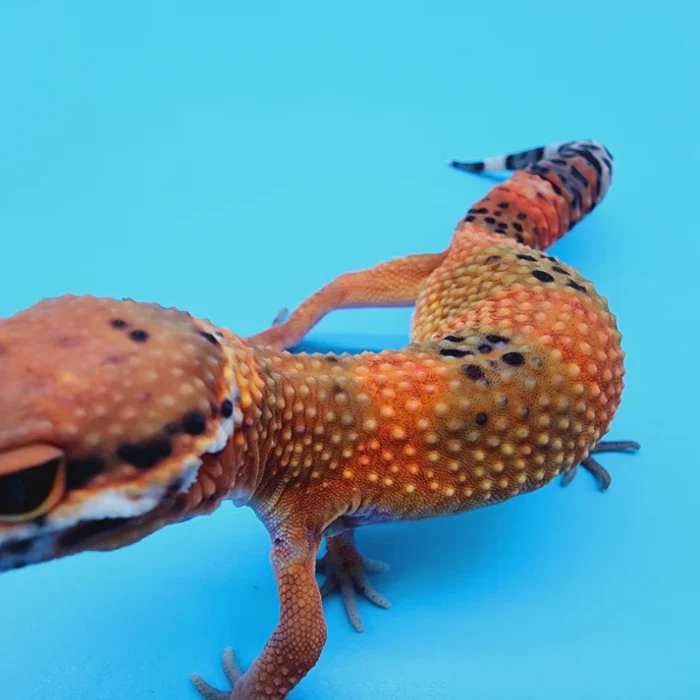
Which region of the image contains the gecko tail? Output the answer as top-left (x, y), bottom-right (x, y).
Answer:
top-left (452, 140), bottom-right (615, 250)
top-left (449, 140), bottom-right (610, 174)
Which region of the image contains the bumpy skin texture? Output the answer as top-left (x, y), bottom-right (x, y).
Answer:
top-left (0, 140), bottom-right (633, 699)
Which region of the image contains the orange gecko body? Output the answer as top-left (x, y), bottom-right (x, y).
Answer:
top-left (0, 140), bottom-right (637, 699)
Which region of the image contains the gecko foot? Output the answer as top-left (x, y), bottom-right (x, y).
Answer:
top-left (561, 440), bottom-right (641, 491)
top-left (316, 530), bottom-right (390, 633)
top-left (191, 647), bottom-right (242, 700)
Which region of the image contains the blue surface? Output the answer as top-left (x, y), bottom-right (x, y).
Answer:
top-left (0, 2), bottom-right (698, 699)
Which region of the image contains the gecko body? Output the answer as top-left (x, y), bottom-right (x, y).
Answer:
top-left (0, 140), bottom-right (637, 699)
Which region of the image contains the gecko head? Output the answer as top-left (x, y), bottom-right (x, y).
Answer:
top-left (0, 295), bottom-right (245, 573)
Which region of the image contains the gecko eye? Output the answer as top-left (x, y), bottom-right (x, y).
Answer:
top-left (0, 445), bottom-right (66, 523)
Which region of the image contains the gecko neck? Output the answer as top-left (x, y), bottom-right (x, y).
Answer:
top-left (221, 339), bottom-right (364, 522)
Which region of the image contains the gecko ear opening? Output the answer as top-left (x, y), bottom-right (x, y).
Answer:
top-left (0, 445), bottom-right (66, 523)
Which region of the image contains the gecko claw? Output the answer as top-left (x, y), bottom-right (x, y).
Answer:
top-left (591, 440), bottom-right (641, 454)
top-left (317, 531), bottom-right (390, 633)
top-left (191, 647), bottom-right (243, 699)
top-left (561, 440), bottom-right (640, 491)
top-left (272, 308), bottom-right (289, 326)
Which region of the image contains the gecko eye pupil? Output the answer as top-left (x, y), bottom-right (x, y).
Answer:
top-left (0, 445), bottom-right (66, 522)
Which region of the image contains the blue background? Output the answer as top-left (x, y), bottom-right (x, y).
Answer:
top-left (1, 2), bottom-right (698, 699)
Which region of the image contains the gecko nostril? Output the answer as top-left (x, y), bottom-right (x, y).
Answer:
top-left (0, 445), bottom-right (66, 522)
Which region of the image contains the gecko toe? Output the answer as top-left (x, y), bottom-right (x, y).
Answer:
top-left (221, 647), bottom-right (243, 685)
top-left (581, 456), bottom-right (612, 491)
top-left (190, 674), bottom-right (232, 700)
top-left (191, 647), bottom-right (243, 699)
top-left (591, 440), bottom-right (641, 454)
top-left (360, 556), bottom-right (390, 574)
top-left (561, 439), bottom-right (640, 491)
top-left (348, 566), bottom-right (391, 610)
top-left (560, 465), bottom-right (579, 488)
top-left (317, 531), bottom-right (390, 633)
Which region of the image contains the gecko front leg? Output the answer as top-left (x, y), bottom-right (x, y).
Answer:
top-left (192, 523), bottom-right (326, 700)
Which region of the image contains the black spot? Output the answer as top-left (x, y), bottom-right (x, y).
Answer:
top-left (550, 181), bottom-right (563, 196)
top-left (59, 517), bottom-right (129, 549)
top-left (486, 334), bottom-right (509, 345)
top-left (498, 202), bottom-right (509, 209)
top-left (128, 329), bottom-right (149, 343)
top-left (502, 352), bottom-right (525, 366)
top-left (221, 399), bottom-right (234, 418)
top-left (117, 439), bottom-right (172, 470)
top-left (464, 215), bottom-right (475, 222)
top-left (110, 319), bottom-right (128, 329)
top-left (532, 270), bottom-right (555, 283)
top-left (273, 537), bottom-right (283, 547)
top-left (570, 164), bottom-right (588, 187)
top-left (326, 355), bottom-right (338, 362)
top-left (444, 335), bottom-right (464, 343)
top-left (462, 364), bottom-right (485, 381)
top-left (166, 478), bottom-right (183, 496)
top-left (517, 213), bottom-right (527, 220)
top-left (473, 207), bottom-right (488, 214)
top-left (5, 539), bottom-right (32, 555)
top-left (65, 457), bottom-right (105, 490)
top-left (546, 255), bottom-right (558, 262)
top-left (493, 210), bottom-right (502, 218)
top-left (475, 412), bottom-right (488, 426)
top-left (518, 254), bottom-right (536, 262)
top-left (567, 280), bottom-right (588, 293)
top-left (486, 255), bottom-right (501, 264)
top-left (478, 344), bottom-right (492, 354)
top-left (440, 347), bottom-right (470, 359)
top-left (484, 217), bottom-right (496, 224)
top-left (512, 222), bottom-right (524, 232)
top-left (199, 331), bottom-right (219, 345)
top-left (552, 266), bottom-right (570, 276)
top-left (573, 147), bottom-right (603, 198)
top-left (515, 234), bottom-right (524, 243)
top-left (183, 411), bottom-right (207, 435)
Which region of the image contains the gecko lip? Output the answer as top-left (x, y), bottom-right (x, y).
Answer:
top-left (0, 481), bottom-right (184, 573)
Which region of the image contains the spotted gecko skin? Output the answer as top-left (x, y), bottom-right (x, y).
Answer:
top-left (0, 140), bottom-right (636, 700)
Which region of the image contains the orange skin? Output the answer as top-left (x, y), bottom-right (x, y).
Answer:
top-left (0, 141), bottom-right (636, 699)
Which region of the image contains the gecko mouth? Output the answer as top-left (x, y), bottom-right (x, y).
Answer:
top-left (0, 489), bottom-right (182, 573)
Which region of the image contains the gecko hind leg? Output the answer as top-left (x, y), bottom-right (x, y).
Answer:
top-left (191, 647), bottom-right (242, 700)
top-left (316, 530), bottom-right (390, 633)
top-left (560, 440), bottom-right (641, 491)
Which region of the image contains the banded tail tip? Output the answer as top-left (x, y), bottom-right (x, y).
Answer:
top-left (448, 159), bottom-right (486, 173)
